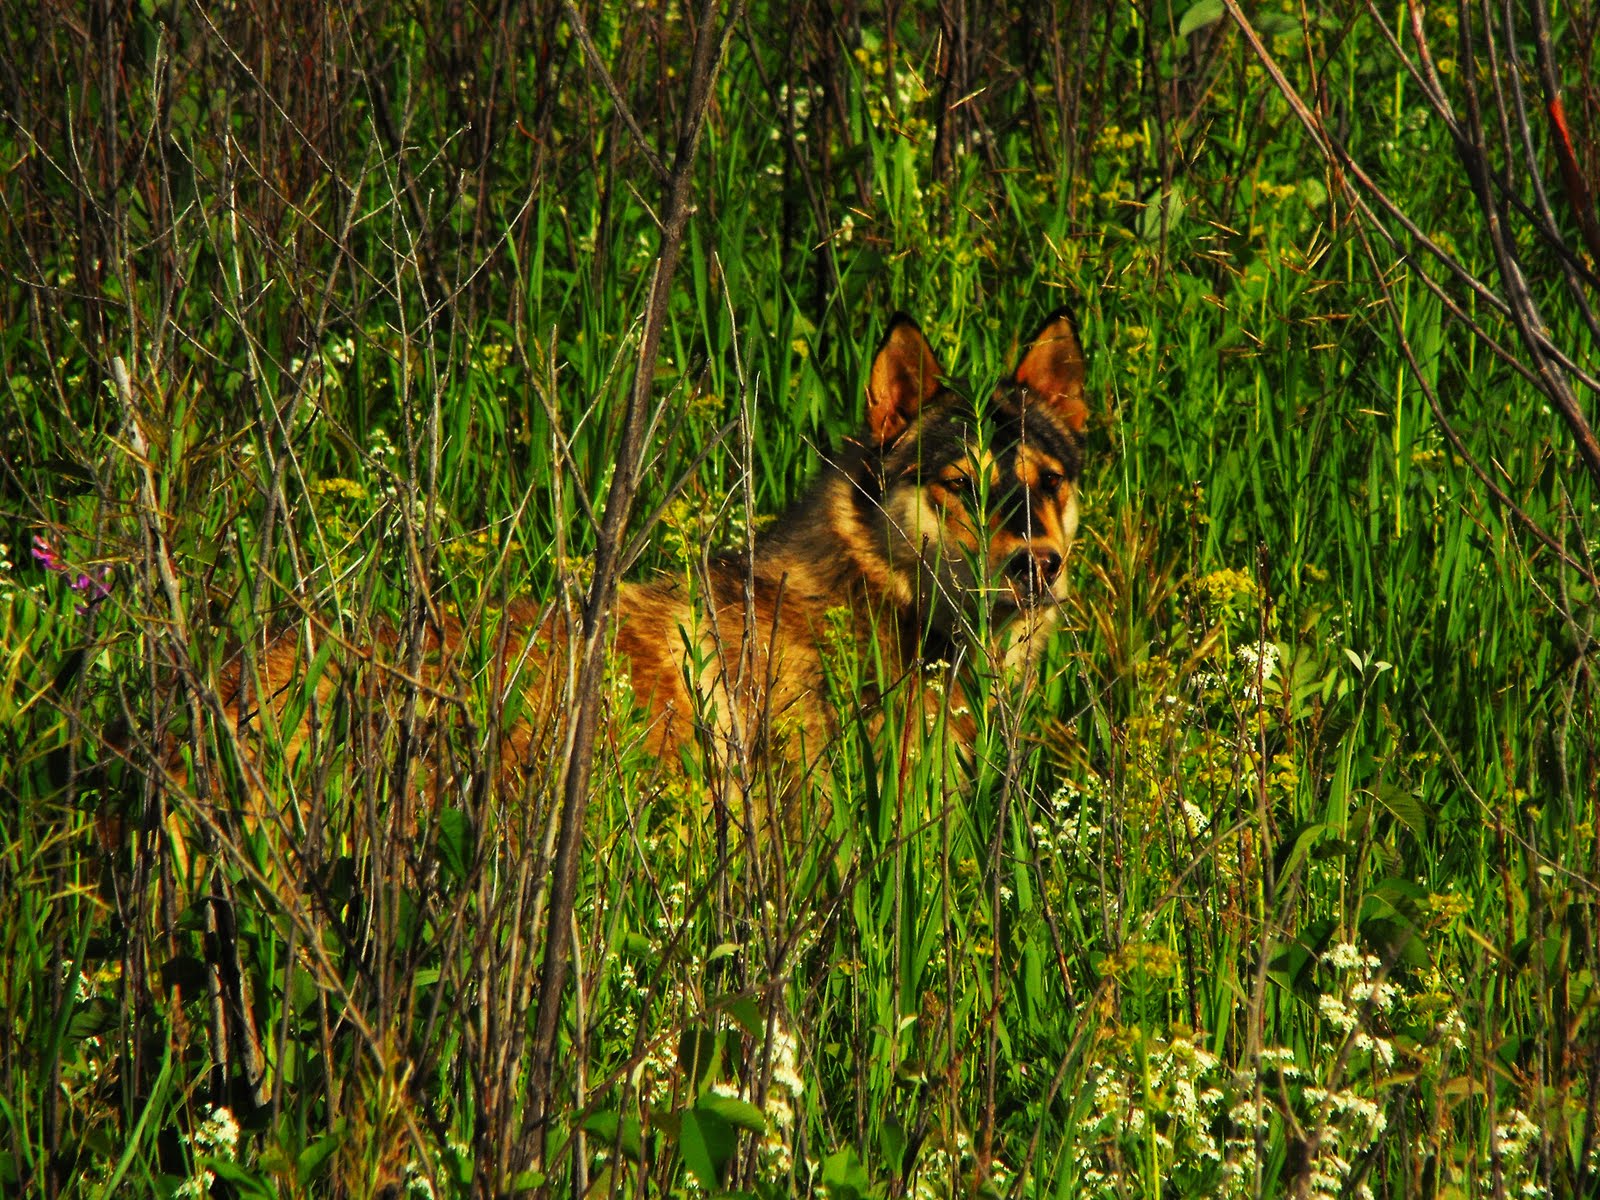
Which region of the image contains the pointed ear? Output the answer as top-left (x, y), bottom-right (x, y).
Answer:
top-left (866, 314), bottom-right (945, 446)
top-left (1013, 308), bottom-right (1088, 433)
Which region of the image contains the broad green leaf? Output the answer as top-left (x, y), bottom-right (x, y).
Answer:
top-left (698, 1092), bottom-right (765, 1134)
top-left (677, 1108), bottom-right (732, 1192)
top-left (583, 1110), bottom-right (644, 1162)
top-left (1178, 0), bottom-right (1225, 38)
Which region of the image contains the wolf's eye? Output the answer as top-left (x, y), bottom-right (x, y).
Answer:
top-left (946, 474), bottom-right (981, 504)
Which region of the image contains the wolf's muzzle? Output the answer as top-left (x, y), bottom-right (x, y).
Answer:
top-left (1006, 549), bottom-right (1063, 604)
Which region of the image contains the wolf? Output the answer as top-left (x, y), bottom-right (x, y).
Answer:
top-left (218, 310), bottom-right (1089, 825)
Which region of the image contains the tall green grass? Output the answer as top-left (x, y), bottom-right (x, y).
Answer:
top-left (2, 2), bottom-right (1595, 1196)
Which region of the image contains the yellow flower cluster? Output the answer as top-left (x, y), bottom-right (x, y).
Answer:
top-left (1190, 567), bottom-right (1259, 621)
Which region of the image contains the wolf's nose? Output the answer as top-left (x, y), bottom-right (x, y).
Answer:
top-left (1007, 550), bottom-right (1063, 596)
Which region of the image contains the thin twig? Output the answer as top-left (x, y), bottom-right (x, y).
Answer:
top-left (1223, 0), bottom-right (1600, 491)
top-left (561, 1), bottom-right (671, 183)
top-left (522, 0), bottom-right (746, 1177)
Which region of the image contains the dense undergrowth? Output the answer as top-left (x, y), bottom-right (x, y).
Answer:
top-left (2, 1), bottom-right (1597, 1197)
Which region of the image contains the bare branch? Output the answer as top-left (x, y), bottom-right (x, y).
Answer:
top-left (1224, 0), bottom-right (1600, 498)
top-left (522, 0), bottom-right (747, 1178)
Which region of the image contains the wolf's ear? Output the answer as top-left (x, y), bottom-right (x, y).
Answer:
top-left (867, 314), bottom-right (944, 447)
top-left (1013, 308), bottom-right (1088, 433)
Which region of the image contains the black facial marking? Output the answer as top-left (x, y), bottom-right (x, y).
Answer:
top-left (865, 382), bottom-right (1082, 533)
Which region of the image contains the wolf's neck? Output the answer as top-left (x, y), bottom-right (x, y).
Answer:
top-left (753, 467), bottom-right (941, 658)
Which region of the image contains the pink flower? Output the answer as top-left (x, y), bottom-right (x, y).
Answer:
top-left (72, 567), bottom-right (113, 614)
top-left (31, 536), bottom-right (61, 572)
top-left (32, 535), bottom-right (113, 614)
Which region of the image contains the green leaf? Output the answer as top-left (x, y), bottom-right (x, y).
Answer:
top-left (203, 1159), bottom-right (276, 1199)
top-left (1373, 785), bottom-right (1431, 839)
top-left (1269, 918), bottom-right (1338, 999)
top-left (297, 1127), bottom-right (345, 1186)
top-left (722, 996), bottom-right (764, 1038)
top-left (1022, 945), bottom-right (1043, 1027)
top-left (879, 1118), bottom-right (907, 1171)
top-left (1178, 0), bottom-right (1225, 38)
top-left (1253, 10), bottom-right (1300, 36)
top-left (698, 1092), bottom-right (765, 1134)
top-left (677, 1108), bottom-right (730, 1191)
top-left (443, 1140), bottom-right (474, 1185)
top-left (507, 1168), bottom-right (544, 1194)
top-left (622, 932), bottom-right (654, 956)
top-left (1139, 184), bottom-right (1186, 242)
top-left (436, 807), bottom-right (472, 882)
top-left (583, 1110), bottom-right (644, 1162)
top-left (677, 1027), bottom-right (720, 1090)
top-left (821, 1147), bottom-right (871, 1200)
top-left (1364, 877), bottom-right (1427, 920)
top-left (1276, 822), bottom-right (1330, 884)
top-left (66, 998), bottom-right (116, 1042)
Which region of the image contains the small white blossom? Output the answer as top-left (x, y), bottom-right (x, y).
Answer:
top-left (1318, 993), bottom-right (1358, 1033)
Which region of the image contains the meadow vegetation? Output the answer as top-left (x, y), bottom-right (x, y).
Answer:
top-left (2, 1), bottom-right (1597, 1196)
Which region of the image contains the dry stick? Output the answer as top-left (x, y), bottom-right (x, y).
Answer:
top-left (1398, 0), bottom-right (1576, 281)
top-left (365, 71), bottom-right (452, 322)
top-left (112, 357), bottom-right (273, 1108)
top-left (1502, 0), bottom-right (1600, 349)
top-left (1379, 0), bottom-right (1600, 311)
top-left (561, 0), bottom-right (669, 184)
top-left (1228, 1), bottom-right (1514, 336)
top-left (1453, 0), bottom-right (1600, 491)
top-left (1245, 541), bottom-right (1281, 1198)
top-left (930, 0), bottom-right (970, 189)
top-left (1539, 30), bottom-right (1600, 269)
top-left (382, 79), bottom-right (458, 1043)
top-left (107, 407), bottom-right (440, 1172)
top-left (522, 0), bottom-right (744, 1174)
top-left (1224, 0), bottom-right (1600, 492)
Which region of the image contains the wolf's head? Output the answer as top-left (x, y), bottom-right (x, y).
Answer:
top-left (861, 310), bottom-right (1089, 635)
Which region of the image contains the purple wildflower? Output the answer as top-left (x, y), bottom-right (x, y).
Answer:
top-left (31, 535), bottom-right (114, 614)
top-left (31, 536), bottom-right (62, 572)
top-left (72, 567), bottom-right (113, 614)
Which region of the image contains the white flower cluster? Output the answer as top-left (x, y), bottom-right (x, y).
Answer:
top-left (1042, 775), bottom-right (1107, 862)
top-left (175, 1105), bottom-right (241, 1198)
top-left (379, 480), bottom-right (449, 531)
top-left (1072, 1029), bottom-right (1234, 1195)
top-left (1287, 944), bottom-right (1403, 1196)
top-left (698, 1013), bottom-right (806, 1180)
top-left (756, 1019), bottom-right (805, 1176)
top-left (1491, 1109), bottom-right (1549, 1199)
top-left (1065, 936), bottom-right (1563, 1197)
top-left (369, 424), bottom-right (399, 462)
top-left (1180, 798), bottom-right (1211, 838)
top-left (1318, 943), bottom-right (1403, 1065)
top-left (910, 1127), bottom-right (1012, 1199)
top-left (285, 332), bottom-right (356, 408)
top-left (1234, 640), bottom-right (1280, 702)
top-left (590, 878), bottom-right (702, 1111)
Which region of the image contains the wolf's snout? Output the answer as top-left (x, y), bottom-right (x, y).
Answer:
top-left (1006, 549), bottom-right (1063, 599)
